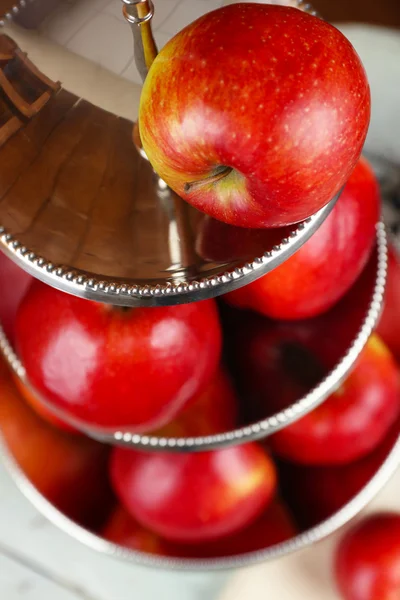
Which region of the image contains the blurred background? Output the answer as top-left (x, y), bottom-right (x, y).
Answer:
top-left (8, 0), bottom-right (400, 85)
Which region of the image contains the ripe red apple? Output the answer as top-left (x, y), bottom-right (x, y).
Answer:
top-left (225, 157), bottom-right (379, 319)
top-left (139, 4), bottom-right (370, 229)
top-left (152, 368), bottom-right (238, 438)
top-left (269, 335), bottom-right (400, 465)
top-left (110, 443), bottom-right (277, 544)
top-left (279, 419), bottom-right (399, 529)
top-left (103, 499), bottom-right (295, 558)
top-left (0, 357), bottom-right (113, 528)
top-left (229, 252), bottom-right (384, 425)
top-left (228, 310), bottom-right (334, 424)
top-left (335, 513), bottom-right (400, 600)
top-left (376, 244), bottom-right (400, 362)
top-left (184, 498), bottom-right (296, 558)
top-left (103, 505), bottom-right (170, 555)
top-left (15, 280), bottom-right (222, 431)
top-left (13, 377), bottom-right (78, 434)
top-left (0, 252), bottom-right (32, 344)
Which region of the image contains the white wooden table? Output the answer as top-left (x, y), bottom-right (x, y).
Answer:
top-left (0, 463), bottom-right (229, 600)
top-left (2, 457), bottom-right (400, 600)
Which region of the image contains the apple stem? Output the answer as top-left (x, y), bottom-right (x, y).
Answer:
top-left (184, 166), bottom-right (232, 193)
top-left (136, 2), bottom-right (158, 71)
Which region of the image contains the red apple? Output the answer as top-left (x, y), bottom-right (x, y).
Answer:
top-left (0, 357), bottom-right (113, 528)
top-left (279, 419), bottom-right (399, 529)
top-left (228, 310), bottom-right (331, 424)
top-left (103, 505), bottom-right (170, 555)
top-left (151, 368), bottom-right (238, 438)
top-left (229, 253), bottom-right (383, 425)
top-left (110, 443), bottom-right (277, 544)
top-left (376, 244), bottom-right (400, 362)
top-left (13, 376), bottom-right (78, 434)
top-left (15, 280), bottom-right (222, 431)
top-left (269, 335), bottom-right (400, 465)
top-left (183, 498), bottom-right (296, 558)
top-left (225, 157), bottom-right (379, 319)
top-left (103, 499), bottom-right (295, 558)
top-left (335, 513), bottom-right (400, 600)
top-left (0, 252), bottom-right (32, 344)
top-left (139, 4), bottom-right (370, 229)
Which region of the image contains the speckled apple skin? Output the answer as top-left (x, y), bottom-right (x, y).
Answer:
top-left (15, 281), bottom-right (222, 431)
top-left (139, 4), bottom-right (371, 228)
top-left (225, 157), bottom-right (380, 320)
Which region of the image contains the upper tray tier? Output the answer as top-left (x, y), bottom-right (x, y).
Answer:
top-left (0, 33), bottom-right (338, 306)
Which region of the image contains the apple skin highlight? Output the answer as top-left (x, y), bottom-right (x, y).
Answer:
top-left (15, 281), bottom-right (222, 432)
top-left (110, 443), bottom-right (277, 544)
top-left (139, 4), bottom-right (370, 228)
top-left (225, 156), bottom-right (380, 320)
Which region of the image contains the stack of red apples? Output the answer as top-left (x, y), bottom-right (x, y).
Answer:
top-left (0, 2), bottom-right (399, 574)
top-left (1, 152), bottom-right (399, 560)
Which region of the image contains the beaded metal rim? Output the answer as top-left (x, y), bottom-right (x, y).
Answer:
top-left (0, 222), bottom-right (388, 451)
top-left (0, 415), bottom-right (399, 571)
top-left (0, 195), bottom-right (339, 307)
top-left (0, 0), bottom-right (30, 27)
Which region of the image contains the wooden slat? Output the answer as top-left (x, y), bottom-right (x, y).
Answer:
top-left (0, 33), bottom-right (179, 277)
top-left (0, 113), bottom-right (21, 146)
top-left (0, 69), bottom-right (42, 117)
top-left (0, 34), bottom-right (60, 119)
top-left (21, 103), bottom-right (117, 263)
top-left (0, 89), bottom-right (77, 197)
top-left (72, 115), bottom-right (164, 277)
top-left (14, 49), bottom-right (60, 92)
top-left (313, 0), bottom-right (400, 28)
top-left (0, 94), bottom-right (22, 146)
top-left (0, 36), bottom-right (23, 148)
top-left (0, 35), bottom-right (17, 59)
top-left (0, 99), bottom-right (95, 233)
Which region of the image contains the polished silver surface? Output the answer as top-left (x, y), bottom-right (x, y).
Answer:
top-left (122, 0), bottom-right (154, 25)
top-left (0, 415), bottom-right (399, 571)
top-left (0, 223), bottom-right (388, 450)
top-left (0, 191), bottom-right (339, 307)
top-left (0, 0), bottom-right (338, 307)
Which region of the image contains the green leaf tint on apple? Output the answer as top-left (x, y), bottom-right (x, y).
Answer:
top-left (139, 3), bottom-right (370, 228)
